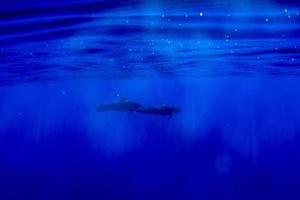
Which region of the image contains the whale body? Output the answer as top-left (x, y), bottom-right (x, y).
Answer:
top-left (137, 105), bottom-right (181, 116)
top-left (96, 100), bottom-right (142, 112)
top-left (96, 99), bottom-right (181, 116)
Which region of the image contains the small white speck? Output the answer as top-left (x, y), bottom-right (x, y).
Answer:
top-left (284, 8), bottom-right (288, 13)
top-left (227, 14), bottom-right (231, 17)
top-left (161, 14), bottom-right (165, 18)
top-left (265, 18), bottom-right (269, 22)
top-left (234, 28), bottom-right (238, 32)
top-left (199, 12), bottom-right (203, 17)
top-left (291, 58), bottom-right (295, 61)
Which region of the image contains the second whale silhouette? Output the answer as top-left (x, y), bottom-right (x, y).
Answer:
top-left (137, 104), bottom-right (181, 116)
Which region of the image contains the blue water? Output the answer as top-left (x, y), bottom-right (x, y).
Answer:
top-left (1, 1), bottom-right (300, 199)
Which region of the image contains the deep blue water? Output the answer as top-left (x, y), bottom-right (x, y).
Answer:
top-left (1, 1), bottom-right (300, 199)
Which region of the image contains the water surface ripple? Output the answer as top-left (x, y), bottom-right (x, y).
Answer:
top-left (0, 2), bottom-right (300, 85)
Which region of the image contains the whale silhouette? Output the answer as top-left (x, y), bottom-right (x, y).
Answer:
top-left (137, 105), bottom-right (181, 116)
top-left (96, 99), bottom-right (181, 116)
top-left (96, 98), bottom-right (142, 112)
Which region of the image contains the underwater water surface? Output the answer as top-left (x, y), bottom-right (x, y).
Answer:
top-left (1, 0), bottom-right (300, 199)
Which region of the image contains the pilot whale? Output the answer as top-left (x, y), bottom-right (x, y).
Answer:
top-left (96, 99), bottom-right (181, 116)
top-left (96, 98), bottom-right (142, 112)
top-left (137, 105), bottom-right (181, 116)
